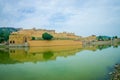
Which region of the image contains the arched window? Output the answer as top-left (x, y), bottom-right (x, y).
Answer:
top-left (10, 41), bottom-right (12, 44)
top-left (13, 41), bottom-right (15, 44)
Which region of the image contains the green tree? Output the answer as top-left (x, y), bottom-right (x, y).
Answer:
top-left (97, 36), bottom-right (104, 41)
top-left (42, 32), bottom-right (53, 40)
top-left (114, 36), bottom-right (118, 39)
top-left (112, 36), bottom-right (118, 40)
top-left (32, 36), bottom-right (35, 40)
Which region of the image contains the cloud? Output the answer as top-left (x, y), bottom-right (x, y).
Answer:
top-left (0, 0), bottom-right (120, 36)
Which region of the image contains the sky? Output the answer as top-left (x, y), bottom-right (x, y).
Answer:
top-left (0, 0), bottom-right (120, 37)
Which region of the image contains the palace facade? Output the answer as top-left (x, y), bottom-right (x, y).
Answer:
top-left (9, 28), bottom-right (82, 46)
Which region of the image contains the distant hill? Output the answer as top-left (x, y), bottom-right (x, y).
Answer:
top-left (0, 27), bottom-right (20, 43)
top-left (0, 27), bottom-right (20, 33)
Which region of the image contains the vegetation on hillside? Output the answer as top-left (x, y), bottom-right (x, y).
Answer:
top-left (112, 36), bottom-right (118, 39)
top-left (97, 36), bottom-right (118, 41)
top-left (0, 27), bottom-right (20, 43)
top-left (97, 36), bottom-right (111, 41)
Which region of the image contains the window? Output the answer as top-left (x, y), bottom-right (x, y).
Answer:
top-left (13, 41), bottom-right (15, 44)
top-left (10, 41), bottom-right (12, 44)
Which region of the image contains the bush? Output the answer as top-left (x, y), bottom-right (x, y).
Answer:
top-left (42, 32), bottom-right (53, 40)
top-left (32, 36), bottom-right (35, 40)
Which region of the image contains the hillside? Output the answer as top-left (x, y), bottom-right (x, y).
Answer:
top-left (0, 27), bottom-right (20, 43)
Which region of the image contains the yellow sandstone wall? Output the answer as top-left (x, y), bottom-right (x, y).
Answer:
top-left (28, 40), bottom-right (82, 47)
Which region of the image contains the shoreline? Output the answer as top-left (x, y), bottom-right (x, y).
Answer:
top-left (109, 64), bottom-right (120, 80)
top-left (1, 39), bottom-right (120, 48)
top-left (83, 39), bottom-right (120, 45)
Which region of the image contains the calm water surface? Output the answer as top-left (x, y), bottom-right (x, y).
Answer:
top-left (0, 45), bottom-right (120, 80)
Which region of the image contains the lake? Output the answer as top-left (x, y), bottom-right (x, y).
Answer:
top-left (0, 45), bottom-right (120, 80)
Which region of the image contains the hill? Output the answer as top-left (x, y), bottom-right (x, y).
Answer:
top-left (0, 27), bottom-right (20, 43)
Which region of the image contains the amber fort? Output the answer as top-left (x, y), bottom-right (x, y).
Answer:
top-left (9, 28), bottom-right (85, 47)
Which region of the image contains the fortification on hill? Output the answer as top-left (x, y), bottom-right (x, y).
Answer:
top-left (9, 28), bottom-right (82, 46)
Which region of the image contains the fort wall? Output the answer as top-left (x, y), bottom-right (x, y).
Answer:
top-left (28, 40), bottom-right (82, 47)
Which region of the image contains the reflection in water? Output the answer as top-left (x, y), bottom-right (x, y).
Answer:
top-left (0, 44), bottom-right (120, 80)
top-left (0, 44), bottom-right (119, 64)
top-left (1, 45), bottom-right (83, 64)
top-left (43, 51), bottom-right (54, 60)
top-left (0, 50), bottom-right (9, 63)
top-left (97, 45), bottom-right (111, 50)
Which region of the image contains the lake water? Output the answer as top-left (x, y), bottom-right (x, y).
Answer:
top-left (0, 45), bottom-right (120, 80)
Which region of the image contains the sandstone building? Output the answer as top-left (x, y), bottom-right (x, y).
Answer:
top-left (9, 28), bottom-right (82, 46)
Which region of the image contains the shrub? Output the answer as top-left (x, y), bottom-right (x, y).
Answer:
top-left (42, 32), bottom-right (53, 40)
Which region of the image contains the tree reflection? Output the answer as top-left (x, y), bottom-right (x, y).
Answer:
top-left (97, 45), bottom-right (111, 50)
top-left (43, 51), bottom-right (54, 60)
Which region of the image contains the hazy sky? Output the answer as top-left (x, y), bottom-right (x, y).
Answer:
top-left (0, 0), bottom-right (120, 37)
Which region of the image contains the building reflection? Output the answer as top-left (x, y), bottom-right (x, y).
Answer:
top-left (0, 44), bottom-right (119, 64)
top-left (9, 45), bottom-right (83, 63)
